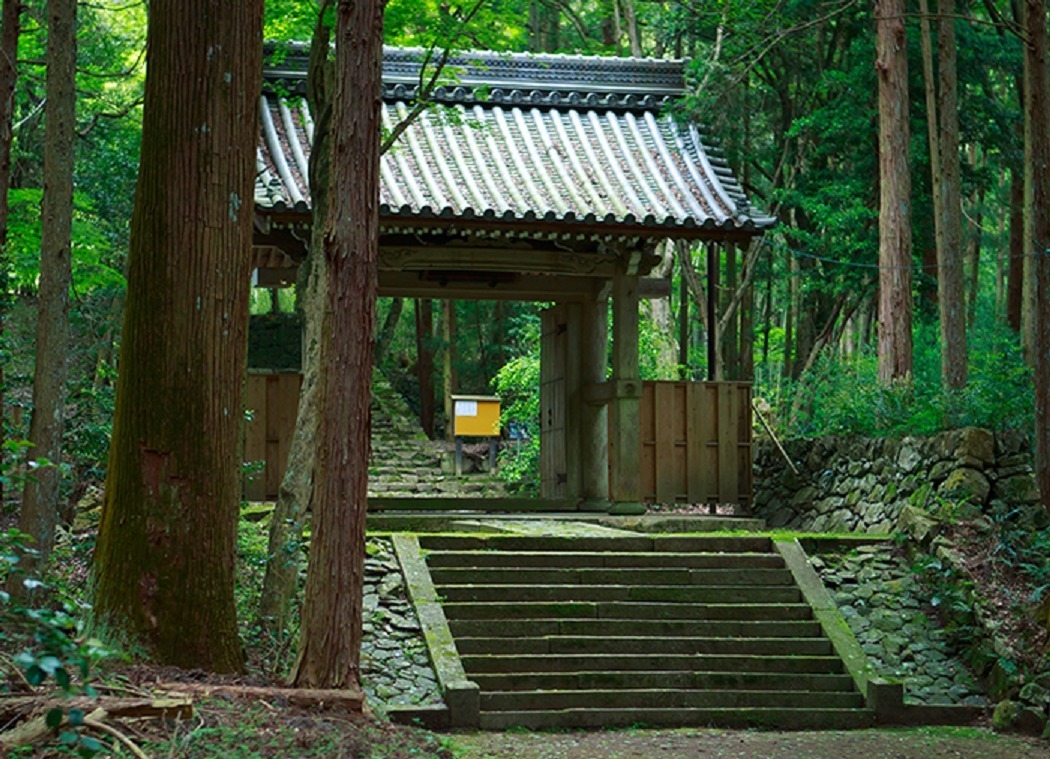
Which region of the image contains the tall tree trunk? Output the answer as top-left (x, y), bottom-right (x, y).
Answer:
top-left (644, 240), bottom-right (676, 377)
top-left (16, 0), bottom-right (76, 581)
top-left (290, 0), bottom-right (384, 690)
top-left (415, 298), bottom-right (435, 438)
top-left (257, 8), bottom-right (334, 638)
top-left (1007, 165), bottom-right (1025, 331)
top-left (0, 0), bottom-right (21, 508)
top-left (374, 297), bottom-right (403, 366)
top-left (965, 145), bottom-right (984, 325)
top-left (92, 0), bottom-right (263, 671)
top-left (619, 0), bottom-right (642, 56)
top-left (936, 0), bottom-right (967, 390)
top-left (876, 0), bottom-right (914, 383)
top-left (1025, 0), bottom-right (1047, 369)
top-left (1023, 0), bottom-right (1050, 513)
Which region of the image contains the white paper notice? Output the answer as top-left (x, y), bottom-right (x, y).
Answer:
top-left (455, 400), bottom-right (478, 417)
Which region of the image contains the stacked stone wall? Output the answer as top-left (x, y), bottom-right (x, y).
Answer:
top-left (752, 428), bottom-right (1039, 533)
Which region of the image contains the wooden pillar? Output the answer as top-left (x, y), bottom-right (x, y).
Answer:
top-left (579, 294), bottom-right (610, 511)
top-left (706, 243), bottom-right (719, 381)
top-left (609, 271), bottom-right (645, 514)
top-left (442, 299), bottom-right (457, 439)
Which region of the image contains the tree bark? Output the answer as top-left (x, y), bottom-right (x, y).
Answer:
top-left (0, 0), bottom-right (20, 507)
top-left (1007, 165), bottom-right (1024, 331)
top-left (92, 0), bottom-right (262, 671)
top-left (374, 297), bottom-right (403, 365)
top-left (257, 9), bottom-right (334, 638)
top-left (876, 0), bottom-right (914, 383)
top-left (1023, 0), bottom-right (1050, 513)
top-left (1025, 0), bottom-right (1048, 371)
top-left (290, 0), bottom-right (384, 690)
top-left (16, 0), bottom-right (76, 581)
top-left (936, 0), bottom-right (967, 391)
top-left (644, 240), bottom-right (676, 378)
top-left (415, 298), bottom-right (435, 438)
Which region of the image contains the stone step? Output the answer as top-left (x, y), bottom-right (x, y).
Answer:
top-left (441, 601), bottom-right (815, 622)
top-left (419, 535), bottom-right (775, 553)
top-left (438, 583), bottom-right (803, 604)
top-left (430, 566), bottom-right (796, 587)
top-left (448, 618), bottom-right (824, 639)
top-left (480, 688), bottom-right (865, 712)
top-left (455, 635), bottom-right (834, 657)
top-left (471, 670), bottom-right (856, 693)
top-left (478, 707), bottom-right (875, 730)
top-left (460, 653), bottom-right (848, 675)
top-left (426, 550), bottom-right (787, 570)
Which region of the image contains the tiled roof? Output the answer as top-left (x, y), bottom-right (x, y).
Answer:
top-left (256, 45), bottom-right (775, 238)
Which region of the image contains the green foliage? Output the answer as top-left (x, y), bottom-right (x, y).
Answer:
top-left (765, 304), bottom-right (1033, 438)
top-left (493, 352), bottom-right (540, 495)
top-left (1, 529), bottom-right (113, 756)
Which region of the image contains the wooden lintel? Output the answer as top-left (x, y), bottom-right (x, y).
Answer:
top-left (380, 247), bottom-right (621, 277)
top-left (639, 277), bottom-right (671, 298)
top-left (378, 271), bottom-right (596, 302)
top-left (583, 379), bottom-right (643, 405)
top-left (254, 268), bottom-right (298, 288)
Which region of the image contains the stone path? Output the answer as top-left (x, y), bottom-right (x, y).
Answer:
top-left (814, 545), bottom-right (986, 706)
top-left (360, 537), bottom-right (441, 708)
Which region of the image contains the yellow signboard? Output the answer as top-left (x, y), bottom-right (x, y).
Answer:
top-left (452, 394), bottom-right (501, 437)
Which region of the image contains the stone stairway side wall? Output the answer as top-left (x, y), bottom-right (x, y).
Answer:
top-left (753, 428), bottom-right (1038, 533)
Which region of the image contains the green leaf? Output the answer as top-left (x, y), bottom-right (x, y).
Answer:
top-left (59, 730), bottom-right (79, 745)
top-left (55, 667), bottom-right (72, 691)
top-left (22, 577), bottom-right (46, 591)
top-left (46, 708), bottom-right (64, 729)
top-left (37, 656), bottom-right (62, 675)
top-left (83, 684), bottom-right (98, 698)
top-left (67, 707), bottom-right (84, 726)
top-left (78, 735), bottom-right (104, 756)
top-left (25, 665), bottom-right (45, 686)
top-left (0, 591), bottom-right (8, 604)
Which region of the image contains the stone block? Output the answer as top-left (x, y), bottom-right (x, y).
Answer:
top-left (937, 467), bottom-right (991, 508)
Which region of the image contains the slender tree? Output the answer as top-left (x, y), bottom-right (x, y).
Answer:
top-left (875, 0), bottom-right (914, 382)
top-left (936, 0), bottom-right (967, 391)
top-left (290, 0), bottom-right (384, 689)
top-left (93, 0), bottom-right (263, 671)
top-left (16, 0), bottom-right (76, 581)
top-left (0, 0), bottom-right (21, 507)
top-left (1023, 0), bottom-right (1050, 512)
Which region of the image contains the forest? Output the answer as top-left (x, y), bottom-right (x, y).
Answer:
top-left (1, 0), bottom-right (1050, 755)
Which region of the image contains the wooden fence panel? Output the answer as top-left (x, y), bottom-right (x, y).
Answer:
top-left (637, 380), bottom-right (752, 507)
top-left (243, 372), bottom-right (302, 501)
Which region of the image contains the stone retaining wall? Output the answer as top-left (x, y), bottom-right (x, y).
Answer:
top-left (753, 428), bottom-right (1039, 533)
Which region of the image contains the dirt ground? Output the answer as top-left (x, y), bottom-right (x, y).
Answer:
top-left (448, 726), bottom-right (1050, 759)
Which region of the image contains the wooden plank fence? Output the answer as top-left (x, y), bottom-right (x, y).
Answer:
top-left (243, 372), bottom-right (301, 501)
top-left (638, 381), bottom-right (752, 507)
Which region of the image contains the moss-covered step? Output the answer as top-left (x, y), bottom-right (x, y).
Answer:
top-left (478, 707), bottom-right (875, 731)
top-left (441, 600), bottom-right (814, 621)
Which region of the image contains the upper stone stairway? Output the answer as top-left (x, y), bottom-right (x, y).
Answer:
top-left (419, 533), bottom-right (875, 730)
top-left (369, 376), bottom-right (507, 499)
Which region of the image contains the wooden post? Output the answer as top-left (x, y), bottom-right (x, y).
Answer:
top-left (442, 299), bottom-right (457, 439)
top-left (579, 294), bottom-right (610, 511)
top-left (609, 271), bottom-right (644, 514)
top-left (706, 243), bottom-right (719, 381)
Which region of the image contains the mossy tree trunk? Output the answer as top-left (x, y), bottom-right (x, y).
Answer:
top-left (257, 7), bottom-right (334, 640)
top-left (289, 0), bottom-right (384, 689)
top-left (92, 0), bottom-right (262, 672)
top-left (16, 0), bottom-right (76, 583)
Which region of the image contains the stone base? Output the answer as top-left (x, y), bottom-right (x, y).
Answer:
top-left (608, 501), bottom-right (647, 516)
top-left (578, 497), bottom-right (613, 512)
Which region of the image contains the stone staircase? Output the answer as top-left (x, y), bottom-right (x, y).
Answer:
top-left (369, 376), bottom-right (507, 498)
top-left (419, 534), bottom-right (875, 730)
